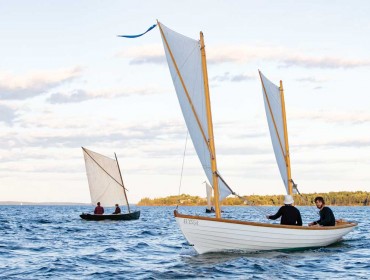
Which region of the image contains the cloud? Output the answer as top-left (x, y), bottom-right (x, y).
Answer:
top-left (115, 46), bottom-right (166, 65)
top-left (0, 104), bottom-right (17, 125)
top-left (0, 67), bottom-right (82, 100)
top-left (211, 72), bottom-right (255, 83)
top-left (118, 44), bottom-right (370, 69)
top-left (291, 110), bottom-right (370, 125)
top-left (295, 77), bottom-right (329, 83)
top-left (47, 86), bottom-right (165, 104)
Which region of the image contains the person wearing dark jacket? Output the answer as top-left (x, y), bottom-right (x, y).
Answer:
top-left (266, 195), bottom-right (302, 226)
top-left (94, 202), bottom-right (104, 215)
top-left (112, 204), bottom-right (121, 214)
top-left (309, 196), bottom-right (336, 226)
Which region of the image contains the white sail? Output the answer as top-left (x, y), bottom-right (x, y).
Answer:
top-left (205, 181), bottom-right (213, 209)
top-left (82, 147), bottom-right (128, 207)
top-left (159, 22), bottom-right (232, 201)
top-left (259, 72), bottom-right (289, 194)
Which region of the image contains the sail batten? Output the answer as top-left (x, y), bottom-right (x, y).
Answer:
top-left (259, 71), bottom-right (291, 194)
top-left (82, 147), bottom-right (128, 207)
top-left (158, 22), bottom-right (232, 203)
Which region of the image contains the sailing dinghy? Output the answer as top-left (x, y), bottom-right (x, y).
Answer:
top-left (205, 182), bottom-right (215, 213)
top-left (158, 21), bottom-right (356, 254)
top-left (80, 147), bottom-right (140, 221)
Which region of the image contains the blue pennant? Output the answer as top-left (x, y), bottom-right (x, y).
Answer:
top-left (117, 24), bottom-right (157, 38)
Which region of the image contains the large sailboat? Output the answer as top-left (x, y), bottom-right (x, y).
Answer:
top-left (157, 21), bottom-right (356, 254)
top-left (80, 147), bottom-right (140, 221)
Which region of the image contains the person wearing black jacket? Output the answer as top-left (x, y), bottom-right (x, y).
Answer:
top-left (266, 195), bottom-right (302, 226)
top-left (309, 196), bottom-right (336, 226)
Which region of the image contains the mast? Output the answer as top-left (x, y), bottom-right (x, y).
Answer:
top-left (115, 153), bottom-right (131, 213)
top-left (200, 32), bottom-right (221, 218)
top-left (280, 81), bottom-right (293, 195)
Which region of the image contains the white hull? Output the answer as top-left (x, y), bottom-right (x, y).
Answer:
top-left (174, 211), bottom-right (357, 254)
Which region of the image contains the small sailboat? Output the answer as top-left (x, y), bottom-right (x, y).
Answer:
top-left (80, 147), bottom-right (140, 221)
top-left (158, 21), bottom-right (356, 254)
top-left (205, 182), bottom-right (215, 213)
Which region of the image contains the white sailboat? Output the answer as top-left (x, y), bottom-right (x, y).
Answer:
top-left (205, 181), bottom-right (215, 213)
top-left (158, 21), bottom-right (356, 254)
top-left (80, 147), bottom-right (140, 221)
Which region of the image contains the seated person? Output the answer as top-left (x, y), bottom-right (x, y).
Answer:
top-left (112, 204), bottom-right (121, 214)
top-left (308, 196), bottom-right (335, 226)
top-left (94, 202), bottom-right (104, 215)
top-left (266, 195), bottom-right (302, 226)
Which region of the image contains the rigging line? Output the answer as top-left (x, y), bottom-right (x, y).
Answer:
top-left (82, 148), bottom-right (128, 191)
top-left (177, 131), bottom-right (189, 208)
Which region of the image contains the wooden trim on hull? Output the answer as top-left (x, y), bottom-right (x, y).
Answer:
top-left (174, 210), bottom-right (357, 230)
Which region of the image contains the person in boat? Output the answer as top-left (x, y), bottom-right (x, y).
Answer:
top-left (112, 204), bottom-right (121, 214)
top-left (206, 206), bottom-right (215, 213)
top-left (94, 202), bottom-right (104, 215)
top-left (308, 196), bottom-right (336, 226)
top-left (266, 195), bottom-right (302, 226)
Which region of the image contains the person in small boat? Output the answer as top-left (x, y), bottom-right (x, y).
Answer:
top-left (94, 202), bottom-right (104, 215)
top-left (266, 195), bottom-right (302, 226)
top-left (112, 204), bottom-right (121, 214)
top-left (308, 196), bottom-right (336, 226)
top-left (206, 206), bottom-right (215, 213)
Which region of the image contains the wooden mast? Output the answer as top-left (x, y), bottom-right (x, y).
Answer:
top-left (200, 32), bottom-right (221, 218)
top-left (280, 81), bottom-right (293, 195)
top-left (115, 153), bottom-right (131, 213)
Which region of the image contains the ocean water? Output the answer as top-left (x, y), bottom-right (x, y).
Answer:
top-left (0, 205), bottom-right (368, 279)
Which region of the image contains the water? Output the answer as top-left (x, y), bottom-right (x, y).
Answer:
top-left (0, 206), bottom-right (368, 279)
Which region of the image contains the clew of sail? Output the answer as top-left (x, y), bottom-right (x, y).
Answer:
top-left (82, 147), bottom-right (128, 207)
top-left (159, 22), bottom-right (232, 201)
top-left (259, 71), bottom-right (291, 194)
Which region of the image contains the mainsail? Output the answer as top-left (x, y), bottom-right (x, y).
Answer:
top-left (158, 22), bottom-right (233, 202)
top-left (205, 181), bottom-right (213, 209)
top-left (259, 71), bottom-right (292, 195)
top-left (82, 147), bottom-right (129, 207)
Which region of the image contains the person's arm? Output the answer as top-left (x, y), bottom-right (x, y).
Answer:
top-left (267, 207), bottom-right (283, 220)
top-left (102, 207), bottom-right (104, 214)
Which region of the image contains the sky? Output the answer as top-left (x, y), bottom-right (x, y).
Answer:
top-left (0, 0), bottom-right (369, 204)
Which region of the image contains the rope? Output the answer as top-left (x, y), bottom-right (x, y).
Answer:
top-left (176, 131), bottom-right (189, 209)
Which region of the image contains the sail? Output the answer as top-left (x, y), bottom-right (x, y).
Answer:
top-left (159, 22), bottom-right (232, 201)
top-left (205, 181), bottom-right (213, 209)
top-left (259, 72), bottom-right (289, 194)
top-left (82, 147), bottom-right (128, 207)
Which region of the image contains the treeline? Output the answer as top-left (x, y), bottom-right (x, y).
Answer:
top-left (137, 191), bottom-right (370, 206)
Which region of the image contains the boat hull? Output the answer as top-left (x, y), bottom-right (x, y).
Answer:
top-left (80, 210), bottom-right (140, 221)
top-left (174, 210), bottom-right (357, 254)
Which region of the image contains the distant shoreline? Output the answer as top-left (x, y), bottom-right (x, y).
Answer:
top-left (137, 191), bottom-right (370, 206)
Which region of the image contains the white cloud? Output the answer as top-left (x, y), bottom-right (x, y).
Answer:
top-left (47, 85), bottom-right (166, 104)
top-left (117, 44), bottom-right (370, 69)
top-left (0, 67), bottom-right (82, 100)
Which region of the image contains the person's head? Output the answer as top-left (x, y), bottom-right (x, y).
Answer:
top-left (97, 202), bottom-right (101, 206)
top-left (283, 195), bottom-right (294, 205)
top-left (115, 204), bottom-right (118, 207)
top-left (314, 196), bottom-right (325, 209)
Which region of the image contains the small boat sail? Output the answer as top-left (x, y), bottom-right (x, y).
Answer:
top-left (158, 21), bottom-right (356, 254)
top-left (205, 182), bottom-right (215, 213)
top-left (80, 147), bottom-right (140, 221)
